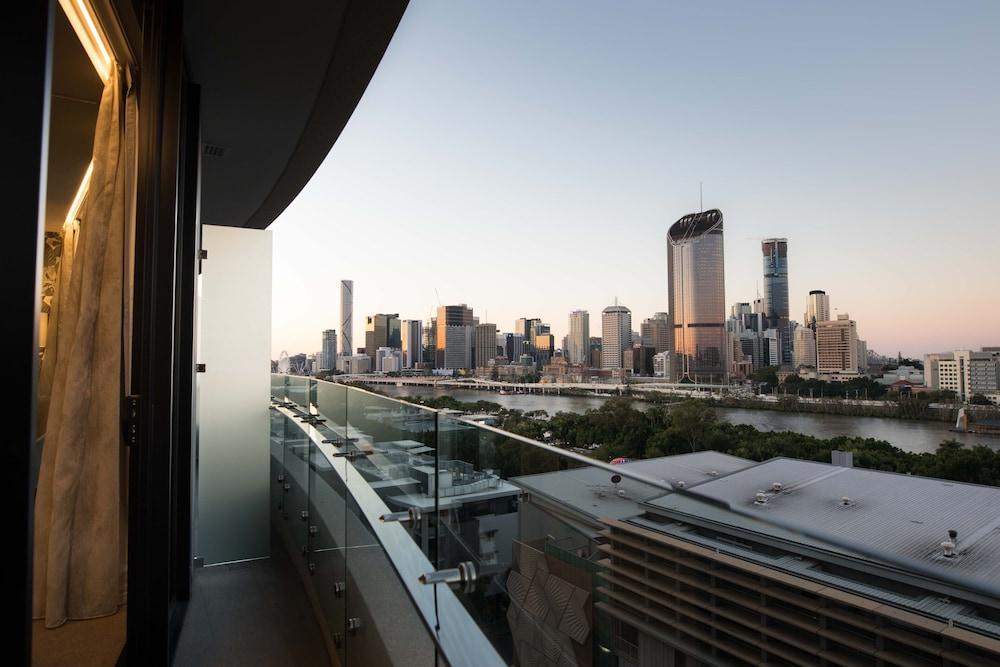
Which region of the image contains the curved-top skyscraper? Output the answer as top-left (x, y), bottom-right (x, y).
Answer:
top-left (667, 209), bottom-right (727, 383)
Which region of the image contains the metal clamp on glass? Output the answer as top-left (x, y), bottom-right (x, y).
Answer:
top-left (379, 507), bottom-right (421, 525)
top-left (331, 450), bottom-right (370, 461)
top-left (419, 561), bottom-right (477, 594)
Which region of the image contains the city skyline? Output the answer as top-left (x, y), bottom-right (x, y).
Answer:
top-left (271, 1), bottom-right (1000, 358)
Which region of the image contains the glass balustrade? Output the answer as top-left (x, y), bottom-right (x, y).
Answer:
top-left (269, 375), bottom-right (673, 666)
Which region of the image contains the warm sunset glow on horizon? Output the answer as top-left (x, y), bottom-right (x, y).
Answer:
top-left (269, 1), bottom-right (1000, 359)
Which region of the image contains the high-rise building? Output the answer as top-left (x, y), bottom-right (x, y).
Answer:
top-left (568, 310), bottom-right (589, 365)
top-left (640, 312), bottom-right (671, 353)
top-left (761, 238), bottom-right (791, 364)
top-left (365, 313), bottom-right (400, 359)
top-left (804, 289), bottom-right (830, 329)
top-left (401, 319), bottom-right (422, 369)
top-left (505, 333), bottom-right (526, 362)
top-left (792, 323), bottom-right (817, 369)
top-left (816, 314), bottom-right (861, 375)
top-left (667, 209), bottom-right (727, 383)
top-left (437, 305), bottom-right (477, 369)
top-left (321, 329), bottom-right (337, 371)
top-left (601, 303), bottom-right (631, 369)
top-left (423, 317), bottom-right (436, 365)
top-left (534, 332), bottom-right (556, 367)
top-left (475, 323), bottom-right (498, 369)
top-left (340, 280), bottom-right (353, 358)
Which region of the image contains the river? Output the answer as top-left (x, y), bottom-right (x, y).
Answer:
top-left (376, 385), bottom-right (996, 454)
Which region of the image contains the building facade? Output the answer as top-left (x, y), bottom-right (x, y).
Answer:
top-left (667, 209), bottom-right (727, 383)
top-left (437, 305), bottom-right (477, 369)
top-left (475, 323), bottom-right (498, 369)
top-left (340, 279), bottom-right (353, 358)
top-left (640, 312), bottom-right (671, 354)
top-left (568, 310), bottom-right (590, 365)
top-left (400, 319), bottom-right (422, 369)
top-left (601, 304), bottom-right (632, 369)
top-left (791, 323), bottom-right (816, 369)
top-left (761, 238), bottom-right (791, 364)
top-left (321, 329), bottom-right (337, 371)
top-left (816, 314), bottom-right (861, 375)
top-left (804, 289), bottom-right (830, 329)
top-left (364, 313), bottom-right (400, 360)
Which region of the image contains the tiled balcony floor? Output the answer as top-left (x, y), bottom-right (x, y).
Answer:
top-left (173, 531), bottom-right (330, 666)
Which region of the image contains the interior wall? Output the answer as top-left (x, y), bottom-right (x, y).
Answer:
top-left (196, 225), bottom-right (272, 564)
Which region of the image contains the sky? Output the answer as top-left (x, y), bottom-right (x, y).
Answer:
top-left (271, 1), bottom-right (1000, 360)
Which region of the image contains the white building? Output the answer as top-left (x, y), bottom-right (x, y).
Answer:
top-left (926, 349), bottom-right (1000, 400)
top-left (340, 279), bottom-right (353, 357)
top-left (815, 314), bottom-right (863, 377)
top-left (653, 351), bottom-right (672, 378)
top-left (338, 354), bottom-right (371, 374)
top-left (601, 303), bottom-right (631, 369)
top-left (375, 347), bottom-right (401, 372)
top-left (792, 324), bottom-right (816, 369)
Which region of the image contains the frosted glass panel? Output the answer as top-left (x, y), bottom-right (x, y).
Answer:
top-left (197, 225), bottom-right (272, 564)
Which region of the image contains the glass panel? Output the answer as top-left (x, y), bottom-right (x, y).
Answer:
top-left (270, 373), bottom-right (286, 402)
top-left (282, 409), bottom-right (311, 559)
top-left (286, 375), bottom-right (309, 409)
top-left (434, 411), bottom-right (668, 665)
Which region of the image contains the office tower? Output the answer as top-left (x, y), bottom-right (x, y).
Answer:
top-left (401, 319), bottom-right (422, 369)
top-left (667, 209), bottom-right (727, 383)
top-left (640, 312), bottom-right (671, 353)
top-left (365, 313), bottom-right (401, 359)
top-left (925, 349), bottom-right (1000, 401)
top-left (505, 333), bottom-right (525, 362)
top-left (568, 310), bottom-right (589, 365)
top-left (437, 305), bottom-right (476, 369)
top-left (515, 317), bottom-right (542, 358)
top-left (340, 279), bottom-right (353, 358)
top-left (601, 303), bottom-right (632, 369)
top-left (792, 324), bottom-right (817, 369)
top-left (816, 314), bottom-right (861, 375)
top-left (321, 329), bottom-right (337, 371)
top-left (423, 318), bottom-right (436, 364)
top-left (761, 238), bottom-right (791, 364)
top-left (804, 289), bottom-right (831, 329)
top-left (534, 332), bottom-right (556, 367)
top-left (475, 323), bottom-right (498, 369)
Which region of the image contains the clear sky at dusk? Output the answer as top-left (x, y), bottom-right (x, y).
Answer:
top-left (271, 1), bottom-right (999, 359)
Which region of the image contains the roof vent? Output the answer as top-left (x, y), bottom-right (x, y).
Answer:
top-left (676, 480), bottom-right (686, 489)
top-left (203, 143), bottom-right (226, 158)
top-left (840, 496), bottom-right (852, 506)
top-left (948, 529), bottom-right (958, 547)
top-left (942, 540), bottom-right (956, 558)
top-left (617, 488), bottom-right (627, 498)
top-left (708, 470), bottom-right (719, 476)
top-left (771, 482), bottom-right (783, 493)
top-left (754, 491), bottom-right (767, 505)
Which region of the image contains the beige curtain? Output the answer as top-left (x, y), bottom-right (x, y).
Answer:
top-left (34, 66), bottom-right (136, 628)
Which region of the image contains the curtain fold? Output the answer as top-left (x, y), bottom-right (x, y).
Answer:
top-left (34, 66), bottom-right (135, 628)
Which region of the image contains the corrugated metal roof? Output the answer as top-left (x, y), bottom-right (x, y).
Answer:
top-left (684, 457), bottom-right (1000, 588)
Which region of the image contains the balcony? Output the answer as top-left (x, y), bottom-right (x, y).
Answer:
top-left (260, 374), bottom-right (680, 666)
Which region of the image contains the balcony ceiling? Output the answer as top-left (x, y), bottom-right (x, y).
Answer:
top-left (184, 0), bottom-right (407, 229)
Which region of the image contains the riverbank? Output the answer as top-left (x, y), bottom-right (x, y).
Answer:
top-left (376, 384), bottom-right (999, 454)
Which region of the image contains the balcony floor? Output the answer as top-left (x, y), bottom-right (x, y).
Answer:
top-left (173, 531), bottom-right (330, 666)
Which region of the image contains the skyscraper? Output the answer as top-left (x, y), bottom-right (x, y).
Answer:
top-left (401, 319), bottom-right (422, 368)
top-left (804, 289), bottom-right (830, 329)
top-left (761, 238), bottom-right (791, 364)
top-left (437, 304), bottom-right (476, 369)
top-left (365, 313), bottom-right (400, 359)
top-left (340, 279), bottom-right (353, 358)
top-left (475, 322), bottom-right (498, 369)
top-left (667, 209), bottom-right (727, 383)
top-left (816, 314), bottom-right (861, 375)
top-left (601, 303), bottom-right (631, 369)
top-left (568, 310), bottom-right (589, 365)
top-left (515, 317), bottom-right (542, 359)
top-left (640, 312), bottom-right (671, 353)
top-left (321, 329), bottom-right (337, 371)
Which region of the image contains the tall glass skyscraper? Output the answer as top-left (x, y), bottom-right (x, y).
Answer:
top-left (667, 209), bottom-right (727, 383)
top-left (761, 238), bottom-right (791, 364)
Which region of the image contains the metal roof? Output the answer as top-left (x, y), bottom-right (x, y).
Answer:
top-left (682, 457), bottom-right (1000, 589)
top-left (512, 452), bottom-right (754, 523)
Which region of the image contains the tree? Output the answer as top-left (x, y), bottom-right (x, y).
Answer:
top-left (970, 394), bottom-right (993, 406)
top-left (668, 400), bottom-right (718, 452)
top-left (752, 366), bottom-right (779, 389)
